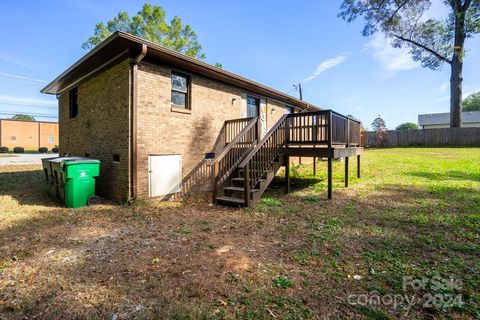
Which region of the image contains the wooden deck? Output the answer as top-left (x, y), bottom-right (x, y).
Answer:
top-left (212, 110), bottom-right (363, 206)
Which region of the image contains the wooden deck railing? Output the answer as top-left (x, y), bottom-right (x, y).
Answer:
top-left (212, 117), bottom-right (259, 200)
top-left (286, 110), bottom-right (361, 147)
top-left (224, 117), bottom-right (255, 145)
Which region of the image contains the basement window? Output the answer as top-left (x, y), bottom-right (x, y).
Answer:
top-left (113, 154), bottom-right (120, 162)
top-left (171, 72), bottom-right (190, 109)
top-left (69, 87), bottom-right (79, 119)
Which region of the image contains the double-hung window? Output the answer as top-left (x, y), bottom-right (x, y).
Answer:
top-left (69, 87), bottom-right (78, 119)
top-left (171, 72), bottom-right (190, 109)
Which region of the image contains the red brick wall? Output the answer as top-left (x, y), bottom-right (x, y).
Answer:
top-left (58, 59), bottom-right (131, 200)
top-left (135, 61), bottom-right (291, 198)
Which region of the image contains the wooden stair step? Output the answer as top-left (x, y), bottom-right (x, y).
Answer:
top-left (216, 196), bottom-right (244, 205)
top-left (224, 186), bottom-right (259, 193)
top-left (231, 177), bottom-right (266, 183)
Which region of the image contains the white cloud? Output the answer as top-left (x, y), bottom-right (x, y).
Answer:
top-left (0, 52), bottom-right (31, 68)
top-left (364, 34), bottom-right (420, 76)
top-left (0, 95), bottom-right (56, 106)
top-left (436, 88), bottom-right (479, 102)
top-left (438, 81), bottom-right (449, 92)
top-left (304, 54), bottom-right (348, 82)
top-left (0, 72), bottom-right (46, 83)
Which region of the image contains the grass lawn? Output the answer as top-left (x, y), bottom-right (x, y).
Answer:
top-left (0, 148), bottom-right (479, 319)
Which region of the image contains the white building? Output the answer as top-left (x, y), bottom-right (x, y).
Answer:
top-left (418, 111), bottom-right (480, 129)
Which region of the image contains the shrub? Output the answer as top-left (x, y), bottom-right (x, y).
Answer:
top-left (13, 147), bottom-right (24, 153)
top-left (52, 147), bottom-right (59, 153)
top-left (0, 146), bottom-right (8, 153)
top-left (38, 147), bottom-right (48, 153)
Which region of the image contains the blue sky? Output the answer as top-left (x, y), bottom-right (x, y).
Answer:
top-left (0, 0), bottom-right (479, 129)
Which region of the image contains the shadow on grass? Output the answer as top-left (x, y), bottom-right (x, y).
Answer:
top-left (0, 168), bottom-right (59, 207)
top-left (408, 170), bottom-right (480, 183)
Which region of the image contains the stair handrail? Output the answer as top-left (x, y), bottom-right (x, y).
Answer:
top-left (238, 114), bottom-right (288, 205)
top-left (211, 117), bottom-right (259, 200)
top-left (238, 114), bottom-right (288, 168)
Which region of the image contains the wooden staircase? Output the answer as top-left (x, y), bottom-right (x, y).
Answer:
top-left (213, 115), bottom-right (288, 206)
top-left (211, 110), bottom-right (363, 206)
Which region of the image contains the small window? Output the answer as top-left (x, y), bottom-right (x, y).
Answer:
top-left (48, 136), bottom-right (55, 143)
top-left (113, 154), bottom-right (120, 162)
top-left (11, 136), bottom-right (16, 140)
top-left (171, 72), bottom-right (190, 109)
top-left (85, 153), bottom-right (90, 158)
top-left (69, 87), bottom-right (78, 119)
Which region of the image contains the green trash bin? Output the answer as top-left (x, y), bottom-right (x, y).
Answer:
top-left (41, 156), bottom-right (63, 198)
top-left (50, 157), bottom-right (101, 208)
top-left (49, 157), bottom-right (86, 202)
top-left (63, 159), bottom-right (101, 208)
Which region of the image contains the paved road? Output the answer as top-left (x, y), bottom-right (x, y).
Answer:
top-left (0, 153), bottom-right (59, 166)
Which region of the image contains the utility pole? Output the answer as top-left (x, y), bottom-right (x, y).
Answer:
top-left (293, 83), bottom-right (303, 101)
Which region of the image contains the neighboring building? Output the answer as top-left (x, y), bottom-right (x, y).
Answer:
top-left (41, 32), bottom-right (361, 203)
top-left (418, 111), bottom-right (480, 129)
top-left (0, 119), bottom-right (58, 150)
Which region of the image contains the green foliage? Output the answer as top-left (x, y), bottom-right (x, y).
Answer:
top-left (346, 114), bottom-right (360, 121)
top-left (371, 115), bottom-right (388, 146)
top-left (371, 115), bottom-right (387, 131)
top-left (462, 91), bottom-right (480, 111)
top-left (338, 0), bottom-right (479, 70)
top-left (82, 3), bottom-right (206, 60)
top-left (11, 114), bottom-right (35, 121)
top-left (305, 196), bottom-right (321, 203)
top-left (272, 275), bottom-right (294, 289)
top-left (339, 0), bottom-right (479, 127)
top-left (395, 122), bottom-right (418, 130)
top-left (261, 197), bottom-right (282, 207)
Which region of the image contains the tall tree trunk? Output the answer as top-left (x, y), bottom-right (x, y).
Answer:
top-left (450, 6), bottom-right (466, 128)
top-left (450, 58), bottom-right (463, 127)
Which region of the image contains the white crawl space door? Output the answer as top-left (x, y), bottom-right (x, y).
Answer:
top-left (148, 155), bottom-right (182, 197)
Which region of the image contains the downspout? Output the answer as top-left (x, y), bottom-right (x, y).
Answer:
top-left (130, 44), bottom-right (147, 201)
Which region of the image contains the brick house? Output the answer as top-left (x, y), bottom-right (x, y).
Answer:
top-left (42, 32), bottom-right (362, 205)
top-left (0, 119), bottom-right (58, 151)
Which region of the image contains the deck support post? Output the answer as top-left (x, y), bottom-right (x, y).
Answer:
top-left (357, 155), bottom-right (361, 178)
top-left (244, 164), bottom-right (251, 207)
top-left (285, 156), bottom-right (290, 194)
top-left (212, 161), bottom-right (219, 204)
top-left (313, 157), bottom-right (317, 175)
top-left (327, 157), bottom-right (332, 199)
top-left (345, 157), bottom-right (349, 187)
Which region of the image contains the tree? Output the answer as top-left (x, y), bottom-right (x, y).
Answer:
top-left (11, 114), bottom-right (35, 121)
top-left (371, 115), bottom-right (388, 146)
top-left (346, 114), bottom-right (360, 121)
top-left (82, 3), bottom-right (206, 60)
top-left (396, 122), bottom-right (418, 130)
top-left (462, 91), bottom-right (480, 111)
top-left (339, 0), bottom-right (480, 128)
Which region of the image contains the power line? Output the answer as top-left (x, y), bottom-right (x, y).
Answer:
top-left (0, 112), bottom-right (58, 119)
top-left (0, 101), bottom-right (57, 110)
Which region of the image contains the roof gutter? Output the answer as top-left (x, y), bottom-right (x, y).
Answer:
top-left (129, 44), bottom-right (147, 201)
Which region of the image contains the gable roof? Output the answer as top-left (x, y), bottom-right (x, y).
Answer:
top-left (41, 31), bottom-right (319, 111)
top-left (418, 111), bottom-right (480, 126)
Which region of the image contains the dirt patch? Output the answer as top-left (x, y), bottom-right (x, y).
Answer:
top-left (1, 148), bottom-right (479, 319)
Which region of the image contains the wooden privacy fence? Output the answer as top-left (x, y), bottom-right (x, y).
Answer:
top-left (363, 127), bottom-right (480, 147)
